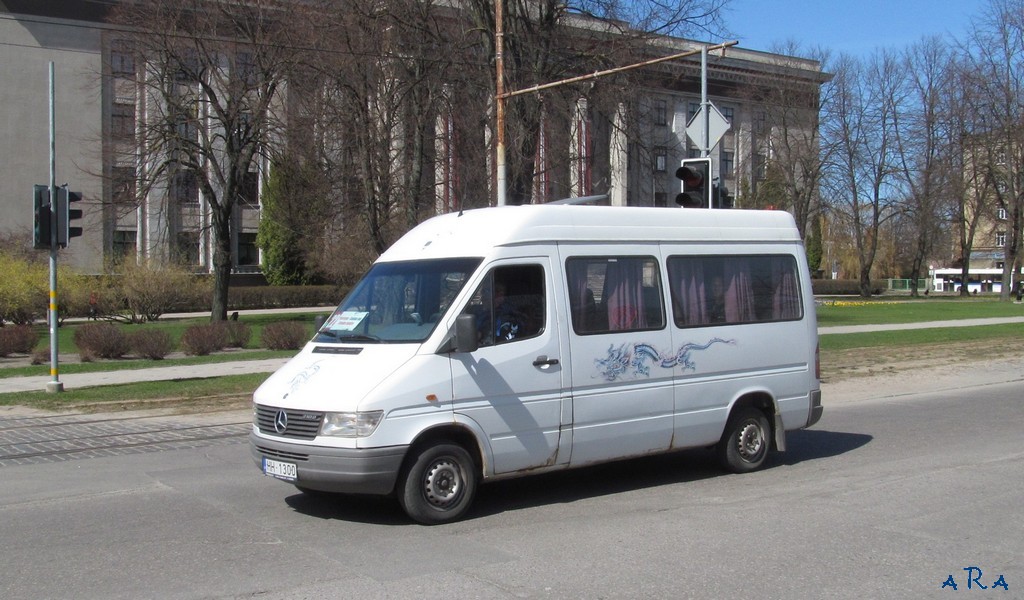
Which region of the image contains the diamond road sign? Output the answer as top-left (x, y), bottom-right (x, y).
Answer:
top-left (685, 102), bottom-right (731, 151)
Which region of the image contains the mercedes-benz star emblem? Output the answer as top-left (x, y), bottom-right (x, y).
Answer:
top-left (274, 410), bottom-right (288, 434)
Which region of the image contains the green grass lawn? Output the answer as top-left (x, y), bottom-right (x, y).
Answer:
top-left (816, 298), bottom-right (1024, 327)
top-left (0, 373), bottom-right (268, 411)
top-left (819, 322), bottom-right (1024, 351)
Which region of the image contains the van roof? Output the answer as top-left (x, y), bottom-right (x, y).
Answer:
top-left (382, 205), bottom-right (803, 261)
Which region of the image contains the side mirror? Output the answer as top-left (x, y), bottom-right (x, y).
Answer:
top-left (454, 313), bottom-right (479, 353)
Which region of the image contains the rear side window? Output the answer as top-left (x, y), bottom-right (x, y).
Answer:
top-left (667, 255), bottom-right (803, 328)
top-left (566, 256), bottom-right (665, 335)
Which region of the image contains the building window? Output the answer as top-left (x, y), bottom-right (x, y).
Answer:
top-left (754, 110), bottom-right (767, 134)
top-left (112, 230), bottom-right (137, 260)
top-left (237, 232), bottom-right (259, 266)
top-left (112, 166), bottom-right (136, 204)
top-left (755, 154), bottom-right (768, 181)
top-left (174, 50), bottom-right (203, 83)
top-left (234, 51), bottom-right (258, 87)
top-left (721, 106), bottom-right (734, 123)
top-left (654, 192), bottom-right (668, 207)
top-left (996, 231), bottom-right (1007, 247)
top-left (111, 102), bottom-right (135, 139)
top-left (110, 41), bottom-right (135, 78)
top-left (653, 99), bottom-right (667, 126)
top-left (687, 147), bottom-right (702, 159)
top-left (997, 207), bottom-right (1007, 220)
top-left (239, 170), bottom-right (259, 206)
top-left (688, 102), bottom-right (701, 124)
top-left (653, 147), bottom-right (667, 172)
top-left (172, 170), bottom-right (199, 205)
top-left (720, 150), bottom-right (734, 177)
top-left (175, 231), bottom-right (200, 265)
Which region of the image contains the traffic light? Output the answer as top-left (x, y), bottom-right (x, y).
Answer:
top-left (713, 182), bottom-right (734, 209)
top-left (33, 185), bottom-right (52, 250)
top-left (56, 186), bottom-right (84, 248)
top-left (675, 158), bottom-right (710, 208)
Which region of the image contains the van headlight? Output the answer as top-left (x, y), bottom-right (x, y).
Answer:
top-left (320, 411), bottom-right (384, 438)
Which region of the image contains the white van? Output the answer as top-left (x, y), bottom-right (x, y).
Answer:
top-left (250, 205), bottom-right (823, 524)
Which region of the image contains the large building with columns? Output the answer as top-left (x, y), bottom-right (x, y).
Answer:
top-left (1, 1), bottom-right (829, 275)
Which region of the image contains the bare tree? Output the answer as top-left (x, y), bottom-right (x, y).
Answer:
top-left (746, 42), bottom-right (834, 240)
top-left (109, 0), bottom-right (295, 320)
top-left (891, 36), bottom-right (955, 296)
top-left (959, 0), bottom-right (1024, 300)
top-left (822, 51), bottom-right (906, 297)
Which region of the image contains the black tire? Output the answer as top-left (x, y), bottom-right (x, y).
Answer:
top-left (397, 442), bottom-right (478, 525)
top-left (717, 407), bottom-right (771, 473)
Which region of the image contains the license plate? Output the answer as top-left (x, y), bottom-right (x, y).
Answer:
top-left (262, 457), bottom-right (297, 481)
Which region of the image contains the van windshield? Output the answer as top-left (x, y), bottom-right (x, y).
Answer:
top-left (315, 258), bottom-right (482, 344)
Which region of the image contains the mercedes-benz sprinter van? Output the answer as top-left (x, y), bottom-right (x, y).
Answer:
top-left (250, 205), bottom-right (823, 524)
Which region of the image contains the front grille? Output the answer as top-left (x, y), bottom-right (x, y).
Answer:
top-left (255, 405), bottom-right (324, 440)
top-left (256, 445), bottom-right (310, 462)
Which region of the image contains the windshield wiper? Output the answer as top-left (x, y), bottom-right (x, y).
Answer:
top-left (324, 332), bottom-right (382, 343)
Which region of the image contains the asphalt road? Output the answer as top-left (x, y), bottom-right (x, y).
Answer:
top-left (0, 361), bottom-right (1021, 600)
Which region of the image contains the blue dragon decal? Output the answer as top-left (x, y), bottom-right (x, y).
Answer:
top-left (282, 360), bottom-right (322, 399)
top-left (595, 338), bottom-right (735, 382)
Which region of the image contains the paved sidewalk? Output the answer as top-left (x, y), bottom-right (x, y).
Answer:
top-left (3, 316), bottom-right (1023, 393)
top-left (1, 358), bottom-right (289, 394)
top-left (817, 315), bottom-right (1024, 334)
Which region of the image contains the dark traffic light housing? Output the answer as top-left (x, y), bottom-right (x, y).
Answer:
top-left (675, 158), bottom-right (710, 208)
top-left (33, 185), bottom-right (52, 250)
top-left (56, 186), bottom-right (83, 248)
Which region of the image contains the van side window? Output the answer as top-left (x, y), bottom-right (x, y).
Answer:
top-left (566, 257), bottom-right (665, 335)
top-left (667, 255), bottom-right (803, 328)
top-left (461, 264), bottom-right (545, 347)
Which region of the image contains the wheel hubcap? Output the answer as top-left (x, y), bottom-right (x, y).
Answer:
top-left (424, 459), bottom-right (462, 507)
top-left (737, 422), bottom-right (764, 461)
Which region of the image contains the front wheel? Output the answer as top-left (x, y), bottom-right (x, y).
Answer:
top-left (717, 407), bottom-right (771, 473)
top-left (397, 442), bottom-right (478, 525)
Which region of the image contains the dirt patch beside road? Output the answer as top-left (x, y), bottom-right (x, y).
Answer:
top-left (821, 337), bottom-right (1024, 383)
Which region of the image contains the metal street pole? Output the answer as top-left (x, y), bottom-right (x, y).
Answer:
top-left (495, 0), bottom-right (507, 206)
top-left (47, 62), bottom-right (63, 393)
top-left (701, 46), bottom-right (709, 157)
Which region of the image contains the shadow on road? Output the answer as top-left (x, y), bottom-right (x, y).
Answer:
top-left (283, 428), bottom-right (872, 525)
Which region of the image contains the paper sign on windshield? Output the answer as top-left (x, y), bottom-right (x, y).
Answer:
top-left (326, 311), bottom-right (368, 331)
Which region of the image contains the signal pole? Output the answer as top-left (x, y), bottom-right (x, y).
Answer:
top-left (47, 61), bottom-right (63, 393)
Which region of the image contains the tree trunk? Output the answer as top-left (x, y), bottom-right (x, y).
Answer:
top-left (210, 208), bottom-right (232, 322)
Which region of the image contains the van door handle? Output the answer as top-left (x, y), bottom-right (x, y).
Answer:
top-left (533, 356), bottom-right (560, 367)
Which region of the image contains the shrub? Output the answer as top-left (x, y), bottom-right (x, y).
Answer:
top-left (30, 346), bottom-right (49, 365)
top-left (115, 260), bottom-right (209, 323)
top-left (228, 285), bottom-right (342, 310)
top-left (261, 321), bottom-right (309, 350)
top-left (0, 252), bottom-right (47, 325)
top-left (73, 322), bottom-right (129, 359)
top-left (128, 329), bottom-right (174, 360)
top-left (220, 320), bottom-right (250, 348)
top-left (180, 323), bottom-right (227, 356)
top-left (0, 325), bottom-right (39, 357)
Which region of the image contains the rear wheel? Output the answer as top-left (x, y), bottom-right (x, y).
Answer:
top-left (397, 442), bottom-right (478, 525)
top-left (717, 407), bottom-right (771, 473)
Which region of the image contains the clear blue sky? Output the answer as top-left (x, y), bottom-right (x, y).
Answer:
top-left (723, 0), bottom-right (988, 57)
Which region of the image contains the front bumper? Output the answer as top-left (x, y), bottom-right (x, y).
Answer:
top-left (250, 432), bottom-right (408, 495)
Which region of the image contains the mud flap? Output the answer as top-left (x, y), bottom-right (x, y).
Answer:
top-left (773, 411), bottom-right (786, 452)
